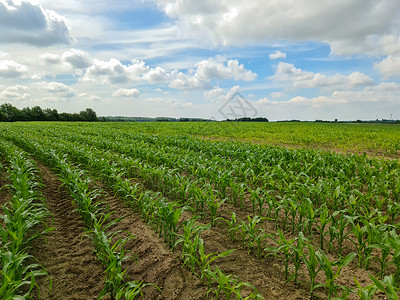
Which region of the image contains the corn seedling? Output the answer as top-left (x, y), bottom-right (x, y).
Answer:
top-left (368, 274), bottom-right (399, 300)
top-left (302, 243), bottom-right (320, 295)
top-left (205, 266), bottom-right (262, 300)
top-left (315, 251), bottom-right (356, 299)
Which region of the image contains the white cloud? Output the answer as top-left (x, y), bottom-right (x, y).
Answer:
top-left (90, 95), bottom-right (102, 102)
top-left (169, 57), bottom-right (256, 90)
top-left (61, 49), bottom-right (91, 69)
top-left (374, 55), bottom-right (400, 78)
top-left (0, 0), bottom-right (72, 46)
top-left (204, 86), bottom-right (225, 102)
top-left (143, 66), bottom-right (170, 83)
top-left (0, 84), bottom-right (30, 100)
top-left (39, 81), bottom-right (75, 97)
top-left (169, 71), bottom-right (210, 90)
top-left (272, 62), bottom-right (374, 90)
top-left (0, 59), bottom-right (28, 78)
top-left (195, 57), bottom-right (256, 81)
top-left (150, 0), bottom-right (400, 55)
top-left (269, 91), bottom-right (287, 98)
top-left (254, 82), bottom-right (400, 120)
top-left (204, 85), bottom-right (243, 104)
top-left (40, 53), bottom-right (61, 65)
top-left (83, 58), bottom-right (149, 84)
top-left (269, 51), bottom-right (286, 60)
top-left (112, 88), bottom-right (140, 98)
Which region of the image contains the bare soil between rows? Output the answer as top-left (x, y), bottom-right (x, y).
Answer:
top-left (30, 163), bottom-right (207, 299)
top-left (31, 163), bottom-right (105, 299)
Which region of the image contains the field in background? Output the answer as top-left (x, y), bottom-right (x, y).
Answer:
top-left (1, 121), bottom-right (400, 299)
top-left (100, 122), bottom-right (400, 157)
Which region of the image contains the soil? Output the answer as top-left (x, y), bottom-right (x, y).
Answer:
top-left (30, 163), bottom-right (207, 300)
top-left (30, 163), bottom-right (106, 299)
top-left (95, 191), bottom-right (207, 299)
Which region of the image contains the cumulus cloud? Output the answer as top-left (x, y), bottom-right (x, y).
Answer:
top-left (169, 57), bottom-right (256, 90)
top-left (0, 84), bottom-right (30, 100)
top-left (169, 72), bottom-right (208, 90)
top-left (112, 88), bottom-right (140, 98)
top-left (39, 81), bottom-right (75, 97)
top-left (269, 91), bottom-right (287, 98)
top-left (374, 55), bottom-right (400, 78)
top-left (272, 62), bottom-right (374, 90)
top-left (40, 53), bottom-right (61, 65)
top-left (143, 67), bottom-right (170, 83)
top-left (150, 0), bottom-right (400, 55)
top-left (204, 87), bottom-right (225, 102)
top-left (0, 59), bottom-right (28, 78)
top-left (0, 0), bottom-right (72, 46)
top-left (269, 51), bottom-right (286, 60)
top-left (195, 57), bottom-right (256, 81)
top-left (62, 49), bottom-right (91, 69)
top-left (84, 58), bottom-right (149, 84)
top-left (83, 56), bottom-right (255, 90)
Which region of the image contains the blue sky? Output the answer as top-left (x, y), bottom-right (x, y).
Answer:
top-left (1, 0), bottom-right (400, 120)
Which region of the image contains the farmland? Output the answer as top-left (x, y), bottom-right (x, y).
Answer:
top-left (0, 122), bottom-right (400, 299)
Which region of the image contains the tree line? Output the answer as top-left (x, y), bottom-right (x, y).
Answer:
top-left (0, 103), bottom-right (98, 122)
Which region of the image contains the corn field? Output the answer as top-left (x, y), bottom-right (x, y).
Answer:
top-left (0, 122), bottom-right (399, 299)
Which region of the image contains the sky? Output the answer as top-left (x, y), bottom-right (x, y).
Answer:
top-left (1, 0), bottom-right (400, 121)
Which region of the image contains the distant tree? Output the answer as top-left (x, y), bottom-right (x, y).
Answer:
top-left (30, 106), bottom-right (46, 121)
top-left (0, 103), bottom-right (98, 122)
top-left (79, 108), bottom-right (98, 121)
top-left (0, 103), bottom-right (22, 122)
top-left (334, 118), bottom-right (338, 122)
top-left (43, 108), bottom-right (59, 121)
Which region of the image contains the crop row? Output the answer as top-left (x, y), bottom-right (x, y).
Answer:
top-left (0, 141), bottom-right (51, 299)
top-left (2, 132), bottom-right (263, 298)
top-left (1, 124), bottom-right (400, 299)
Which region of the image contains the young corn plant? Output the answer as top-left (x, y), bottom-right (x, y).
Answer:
top-left (249, 187), bottom-right (266, 216)
top-left (196, 237), bottom-right (236, 283)
top-left (354, 277), bottom-right (377, 300)
top-left (0, 249), bottom-right (49, 299)
top-left (290, 232), bottom-right (306, 284)
top-left (368, 274), bottom-right (399, 300)
top-left (367, 230), bottom-right (392, 279)
top-left (230, 182), bottom-right (246, 208)
top-left (302, 243), bottom-right (320, 295)
top-left (221, 212), bottom-right (239, 241)
top-left (241, 215), bottom-right (265, 254)
top-left (265, 229), bottom-right (295, 281)
top-left (315, 204), bottom-right (330, 250)
top-left (0, 147), bottom-right (53, 299)
top-left (205, 266), bottom-right (263, 300)
top-left (206, 196), bottom-right (226, 227)
top-left (174, 218), bottom-right (210, 273)
top-left (329, 210), bottom-right (350, 255)
top-left (388, 229), bottom-right (400, 287)
top-left (348, 218), bottom-right (368, 268)
top-left (315, 251), bottom-right (356, 299)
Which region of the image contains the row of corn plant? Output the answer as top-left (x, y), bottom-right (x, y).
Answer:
top-left (0, 140), bottom-right (52, 299)
top-left (32, 135), bottom-right (264, 299)
top-left (2, 125), bottom-right (400, 298)
top-left (7, 129), bottom-right (396, 288)
top-left (2, 137), bottom-right (156, 299)
top-left (3, 131), bottom-right (264, 299)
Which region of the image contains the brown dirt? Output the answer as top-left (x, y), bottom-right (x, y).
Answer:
top-left (96, 191), bottom-right (207, 299)
top-left (31, 163), bottom-right (207, 299)
top-left (31, 163), bottom-right (106, 300)
top-left (0, 161), bottom-right (11, 212)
